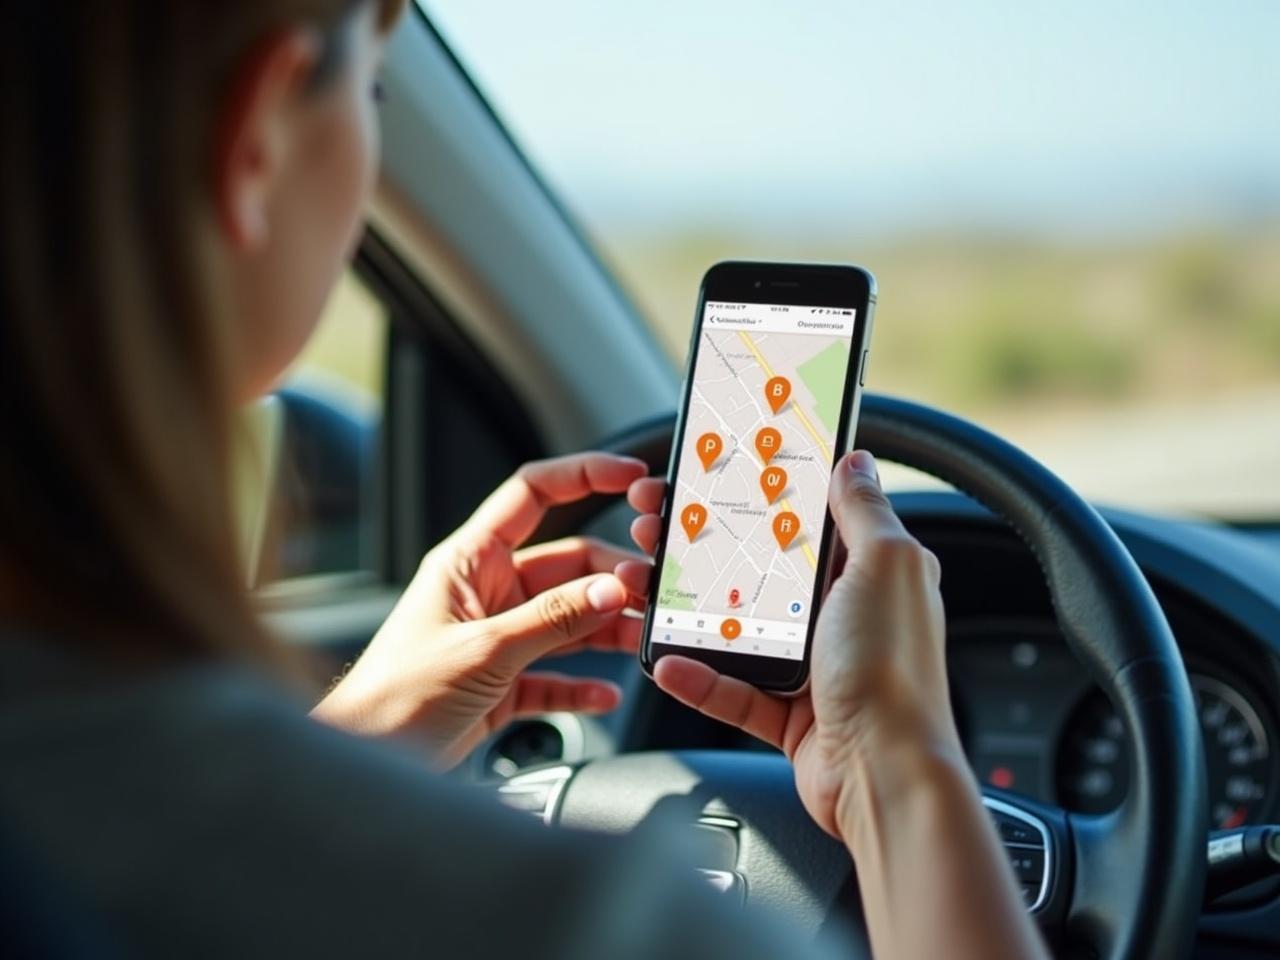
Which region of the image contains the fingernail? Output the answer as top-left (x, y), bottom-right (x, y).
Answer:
top-left (849, 450), bottom-right (879, 481)
top-left (586, 575), bottom-right (627, 612)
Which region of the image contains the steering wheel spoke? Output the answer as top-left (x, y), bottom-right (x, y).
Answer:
top-left (981, 790), bottom-right (1070, 922)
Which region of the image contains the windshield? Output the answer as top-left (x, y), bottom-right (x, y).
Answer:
top-left (420, 1), bottom-right (1280, 520)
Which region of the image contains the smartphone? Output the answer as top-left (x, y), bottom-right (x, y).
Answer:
top-left (640, 261), bottom-right (876, 693)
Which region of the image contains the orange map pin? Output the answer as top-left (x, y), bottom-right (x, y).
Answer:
top-left (681, 503), bottom-right (708, 542)
top-left (755, 427), bottom-right (782, 463)
top-left (695, 432), bottom-right (723, 470)
top-left (719, 618), bottom-right (742, 640)
top-left (760, 465), bottom-right (788, 504)
top-left (765, 376), bottom-right (792, 414)
top-left (773, 512), bottom-right (800, 550)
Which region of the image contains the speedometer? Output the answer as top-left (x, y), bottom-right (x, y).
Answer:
top-left (1056, 672), bottom-right (1274, 829)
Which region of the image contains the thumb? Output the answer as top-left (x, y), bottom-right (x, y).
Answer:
top-left (827, 450), bottom-right (909, 553)
top-left (480, 573), bottom-right (628, 667)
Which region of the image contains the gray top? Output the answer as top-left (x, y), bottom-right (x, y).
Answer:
top-left (0, 632), bottom-right (833, 959)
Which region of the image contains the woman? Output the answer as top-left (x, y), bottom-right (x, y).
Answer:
top-left (0, 2), bottom-right (1047, 958)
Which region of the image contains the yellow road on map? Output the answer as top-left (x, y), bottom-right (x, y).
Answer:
top-left (737, 330), bottom-right (824, 571)
top-left (738, 331), bottom-right (833, 463)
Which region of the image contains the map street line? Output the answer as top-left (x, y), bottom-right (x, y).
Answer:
top-left (737, 330), bottom-right (833, 464)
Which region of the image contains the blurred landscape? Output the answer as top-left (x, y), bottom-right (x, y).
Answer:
top-left (601, 225), bottom-right (1280, 518)
top-left (619, 228), bottom-right (1280, 408)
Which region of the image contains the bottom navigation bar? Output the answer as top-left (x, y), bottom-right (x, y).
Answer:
top-left (653, 627), bottom-right (803, 659)
top-left (651, 607), bottom-right (806, 659)
top-left (653, 608), bottom-right (807, 643)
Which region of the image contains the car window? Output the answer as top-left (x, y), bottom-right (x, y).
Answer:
top-left (420, 0), bottom-right (1280, 520)
top-left (257, 269), bottom-right (388, 585)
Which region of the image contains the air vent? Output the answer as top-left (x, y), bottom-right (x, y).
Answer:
top-left (482, 713), bottom-right (585, 779)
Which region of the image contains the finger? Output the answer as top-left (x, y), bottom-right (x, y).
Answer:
top-left (653, 655), bottom-right (789, 751)
top-left (483, 673), bottom-right (623, 737)
top-left (828, 450), bottom-right (911, 556)
top-left (539, 613), bottom-right (642, 658)
top-left (630, 514), bottom-right (663, 556)
top-left (613, 559), bottom-right (652, 600)
top-left (465, 453), bottom-right (648, 549)
top-left (513, 536), bottom-right (642, 598)
top-left (508, 672), bottom-right (623, 718)
top-left (627, 476), bottom-right (666, 514)
top-left (480, 573), bottom-right (629, 664)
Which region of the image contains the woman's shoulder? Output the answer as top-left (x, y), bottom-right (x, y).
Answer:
top-left (0, 626), bottom-right (519, 844)
top-left (0, 630), bottom-right (824, 959)
top-left (0, 631), bottom-right (555, 953)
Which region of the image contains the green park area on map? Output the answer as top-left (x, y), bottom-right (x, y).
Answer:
top-left (797, 340), bottom-right (851, 434)
top-left (656, 554), bottom-right (694, 610)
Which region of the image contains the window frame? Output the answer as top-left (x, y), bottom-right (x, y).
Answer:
top-left (260, 230), bottom-right (549, 655)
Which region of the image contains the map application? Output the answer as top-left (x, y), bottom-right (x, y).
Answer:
top-left (649, 300), bottom-right (858, 659)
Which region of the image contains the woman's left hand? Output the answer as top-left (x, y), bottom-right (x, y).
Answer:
top-left (312, 452), bottom-right (658, 768)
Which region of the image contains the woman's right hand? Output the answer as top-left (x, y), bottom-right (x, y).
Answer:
top-left (650, 449), bottom-right (964, 840)
top-left (650, 450), bottom-right (1048, 959)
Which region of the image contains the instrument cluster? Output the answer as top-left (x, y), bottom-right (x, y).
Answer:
top-left (949, 620), bottom-right (1278, 828)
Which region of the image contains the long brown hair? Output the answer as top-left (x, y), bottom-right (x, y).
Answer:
top-left (0, 1), bottom-right (405, 663)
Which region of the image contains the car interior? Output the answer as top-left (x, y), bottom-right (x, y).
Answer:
top-left (254, 5), bottom-right (1280, 959)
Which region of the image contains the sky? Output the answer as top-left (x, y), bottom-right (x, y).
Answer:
top-left (420, 1), bottom-right (1280, 240)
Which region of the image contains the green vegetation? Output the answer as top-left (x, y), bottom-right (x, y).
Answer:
top-left (607, 227), bottom-right (1280, 417)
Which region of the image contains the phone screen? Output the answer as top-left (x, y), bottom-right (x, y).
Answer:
top-left (646, 298), bottom-right (860, 663)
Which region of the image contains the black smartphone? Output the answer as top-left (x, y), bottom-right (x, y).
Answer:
top-left (640, 261), bottom-right (876, 693)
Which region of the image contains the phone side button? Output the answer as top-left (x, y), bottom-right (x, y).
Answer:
top-left (858, 349), bottom-right (870, 386)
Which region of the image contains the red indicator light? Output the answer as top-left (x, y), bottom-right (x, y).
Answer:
top-left (989, 766), bottom-right (1015, 790)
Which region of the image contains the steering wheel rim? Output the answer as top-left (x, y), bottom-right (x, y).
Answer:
top-left (532, 393), bottom-right (1207, 960)
top-left (858, 393), bottom-right (1206, 959)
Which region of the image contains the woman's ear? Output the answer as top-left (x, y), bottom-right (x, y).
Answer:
top-left (213, 27), bottom-right (322, 252)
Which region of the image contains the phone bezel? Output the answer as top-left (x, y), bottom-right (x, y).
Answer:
top-left (639, 260), bottom-right (875, 692)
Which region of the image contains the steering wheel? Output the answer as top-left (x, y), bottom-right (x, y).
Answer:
top-left (513, 394), bottom-right (1206, 960)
